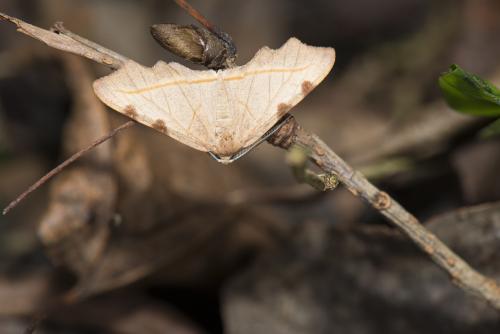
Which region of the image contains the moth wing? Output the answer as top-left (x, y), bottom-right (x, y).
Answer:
top-left (93, 60), bottom-right (219, 152)
top-left (93, 38), bottom-right (336, 156)
top-left (222, 37), bottom-right (336, 148)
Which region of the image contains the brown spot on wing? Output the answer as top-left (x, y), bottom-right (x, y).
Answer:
top-left (301, 81), bottom-right (315, 96)
top-left (124, 105), bottom-right (138, 118)
top-left (152, 119), bottom-right (168, 133)
top-left (277, 103), bottom-right (292, 115)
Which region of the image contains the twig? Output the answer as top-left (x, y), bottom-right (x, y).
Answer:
top-left (172, 0), bottom-right (219, 35)
top-left (0, 12), bottom-right (127, 70)
top-left (2, 6), bottom-right (500, 310)
top-left (2, 121), bottom-right (135, 215)
top-left (51, 22), bottom-right (129, 69)
top-left (172, 0), bottom-right (237, 66)
top-left (267, 116), bottom-right (500, 309)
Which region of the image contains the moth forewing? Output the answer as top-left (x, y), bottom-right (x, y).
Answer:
top-left (93, 37), bottom-right (335, 163)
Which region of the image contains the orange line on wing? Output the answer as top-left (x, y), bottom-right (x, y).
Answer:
top-left (120, 65), bottom-right (310, 95)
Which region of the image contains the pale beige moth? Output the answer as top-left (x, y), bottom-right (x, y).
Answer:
top-left (93, 37), bottom-right (335, 163)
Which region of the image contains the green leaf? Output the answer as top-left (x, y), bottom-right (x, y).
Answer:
top-left (479, 118), bottom-right (500, 138)
top-left (439, 64), bottom-right (500, 116)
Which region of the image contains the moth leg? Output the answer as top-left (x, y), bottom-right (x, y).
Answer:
top-left (208, 114), bottom-right (293, 164)
top-left (287, 145), bottom-right (339, 191)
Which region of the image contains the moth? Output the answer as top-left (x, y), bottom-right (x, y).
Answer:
top-left (93, 37), bottom-right (335, 163)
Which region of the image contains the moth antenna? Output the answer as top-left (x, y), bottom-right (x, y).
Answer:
top-left (2, 121), bottom-right (135, 215)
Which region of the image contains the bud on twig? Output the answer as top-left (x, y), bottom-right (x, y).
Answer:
top-left (151, 24), bottom-right (236, 70)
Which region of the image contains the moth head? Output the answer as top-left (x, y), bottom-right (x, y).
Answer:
top-left (151, 23), bottom-right (237, 70)
top-left (212, 130), bottom-right (241, 157)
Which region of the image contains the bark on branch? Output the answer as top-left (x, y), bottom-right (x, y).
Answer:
top-left (268, 116), bottom-right (500, 309)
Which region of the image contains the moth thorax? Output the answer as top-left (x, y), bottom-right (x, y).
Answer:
top-left (215, 130), bottom-right (239, 157)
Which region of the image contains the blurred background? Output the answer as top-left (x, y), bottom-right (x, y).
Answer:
top-left (0, 0), bottom-right (500, 333)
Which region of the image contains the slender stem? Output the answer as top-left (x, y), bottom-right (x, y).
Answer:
top-left (52, 22), bottom-right (129, 67)
top-left (172, 0), bottom-right (218, 34)
top-left (171, 0), bottom-right (236, 58)
top-left (2, 121), bottom-right (135, 215)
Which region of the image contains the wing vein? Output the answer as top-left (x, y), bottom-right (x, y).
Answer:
top-left (241, 43), bottom-right (304, 143)
top-left (123, 68), bottom-right (188, 134)
top-left (165, 65), bottom-right (205, 142)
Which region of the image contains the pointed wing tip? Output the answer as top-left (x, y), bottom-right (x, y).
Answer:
top-left (285, 36), bottom-right (335, 50)
top-left (285, 36), bottom-right (336, 65)
top-left (326, 47), bottom-right (336, 69)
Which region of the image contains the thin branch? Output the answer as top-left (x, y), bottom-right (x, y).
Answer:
top-left (51, 22), bottom-right (129, 68)
top-left (267, 116), bottom-right (500, 309)
top-left (2, 121), bottom-right (135, 215)
top-left (172, 0), bottom-right (219, 35)
top-left (0, 12), bottom-right (127, 70)
top-left (172, 0), bottom-right (237, 65)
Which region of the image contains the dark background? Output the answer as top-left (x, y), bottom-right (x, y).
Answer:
top-left (0, 0), bottom-right (500, 333)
